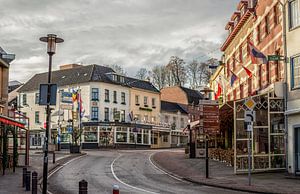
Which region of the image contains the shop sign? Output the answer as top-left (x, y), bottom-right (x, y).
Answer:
top-left (61, 92), bottom-right (72, 103)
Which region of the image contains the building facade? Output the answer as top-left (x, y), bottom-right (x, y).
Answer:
top-left (18, 64), bottom-right (168, 149)
top-left (285, 0), bottom-right (300, 175)
top-left (221, 0), bottom-right (286, 173)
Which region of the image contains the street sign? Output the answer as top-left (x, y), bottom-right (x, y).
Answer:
top-left (245, 110), bottom-right (256, 122)
top-left (268, 55), bottom-right (285, 62)
top-left (247, 124), bottom-right (253, 132)
top-left (244, 98), bottom-right (256, 110)
top-left (39, 84), bottom-right (57, 105)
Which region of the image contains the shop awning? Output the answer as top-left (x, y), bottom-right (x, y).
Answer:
top-left (0, 114), bottom-right (25, 129)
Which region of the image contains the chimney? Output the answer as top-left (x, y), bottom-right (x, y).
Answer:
top-left (59, 64), bottom-right (83, 70)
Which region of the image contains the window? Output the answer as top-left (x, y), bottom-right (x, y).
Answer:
top-left (135, 95), bottom-right (140, 105)
top-left (104, 107), bottom-right (109, 121)
top-left (116, 127), bottom-right (127, 143)
top-left (289, 0), bottom-right (300, 29)
top-left (180, 118), bottom-right (185, 128)
top-left (121, 92), bottom-right (126, 104)
top-left (144, 96), bottom-right (148, 106)
top-left (113, 91), bottom-right (117, 103)
top-left (163, 135), bottom-right (169, 142)
top-left (232, 53), bottom-right (236, 71)
top-left (248, 77), bottom-right (253, 95)
top-left (91, 107), bottom-right (99, 121)
top-left (120, 110), bottom-right (125, 122)
top-left (165, 115), bottom-right (169, 123)
top-left (104, 89), bottom-right (109, 102)
top-left (240, 84), bottom-right (244, 99)
top-left (35, 111), bottom-right (40, 124)
top-left (22, 94), bottom-right (27, 105)
top-left (144, 115), bottom-right (148, 121)
top-left (91, 88), bottom-right (99, 101)
top-left (265, 14), bottom-right (270, 35)
top-left (35, 93), bottom-right (39, 104)
top-left (239, 45), bottom-right (243, 63)
top-left (257, 23), bottom-right (261, 43)
top-left (233, 89), bottom-right (237, 100)
top-left (152, 98), bottom-right (156, 107)
top-left (84, 127), bottom-right (98, 142)
top-left (291, 55), bottom-right (300, 89)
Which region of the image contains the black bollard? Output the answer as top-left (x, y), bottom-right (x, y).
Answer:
top-left (25, 170), bottom-right (31, 191)
top-left (53, 152), bottom-right (55, 164)
top-left (79, 179), bottom-right (88, 194)
top-left (22, 167), bottom-right (27, 188)
top-left (32, 171), bottom-right (37, 194)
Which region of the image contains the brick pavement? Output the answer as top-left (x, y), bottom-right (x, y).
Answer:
top-left (152, 150), bottom-right (300, 194)
top-left (0, 150), bottom-right (83, 194)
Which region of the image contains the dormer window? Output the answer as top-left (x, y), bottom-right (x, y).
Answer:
top-left (120, 76), bottom-right (124, 83)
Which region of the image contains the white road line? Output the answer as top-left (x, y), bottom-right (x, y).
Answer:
top-left (148, 152), bottom-right (187, 183)
top-left (110, 153), bottom-right (159, 194)
top-left (46, 154), bottom-right (87, 194)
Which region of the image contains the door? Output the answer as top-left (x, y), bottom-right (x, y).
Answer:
top-left (295, 127), bottom-right (300, 174)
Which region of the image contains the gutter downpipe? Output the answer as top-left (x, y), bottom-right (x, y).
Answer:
top-left (280, 0), bottom-right (289, 174)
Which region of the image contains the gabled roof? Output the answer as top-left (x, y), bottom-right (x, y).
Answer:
top-left (161, 101), bottom-right (188, 114)
top-left (180, 86), bottom-right (203, 104)
top-left (18, 64), bottom-right (159, 93)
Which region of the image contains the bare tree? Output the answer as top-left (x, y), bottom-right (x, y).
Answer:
top-left (151, 65), bottom-right (168, 90)
top-left (135, 68), bottom-right (148, 80)
top-left (166, 56), bottom-right (186, 86)
top-left (187, 60), bottom-right (199, 89)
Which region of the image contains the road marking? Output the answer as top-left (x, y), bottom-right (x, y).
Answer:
top-left (110, 153), bottom-right (159, 194)
top-left (46, 154), bottom-right (87, 194)
top-left (148, 152), bottom-right (187, 183)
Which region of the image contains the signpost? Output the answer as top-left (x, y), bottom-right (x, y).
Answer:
top-left (244, 101), bottom-right (256, 186)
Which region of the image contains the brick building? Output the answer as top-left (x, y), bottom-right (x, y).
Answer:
top-left (220, 0), bottom-right (286, 173)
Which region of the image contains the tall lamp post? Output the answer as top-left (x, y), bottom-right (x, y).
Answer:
top-left (40, 34), bottom-right (63, 194)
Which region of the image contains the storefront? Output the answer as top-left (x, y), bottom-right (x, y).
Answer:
top-left (81, 122), bottom-right (152, 149)
top-left (234, 91), bottom-right (285, 173)
top-left (171, 130), bottom-right (188, 147)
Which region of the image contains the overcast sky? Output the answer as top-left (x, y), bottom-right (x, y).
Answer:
top-left (0, 0), bottom-right (239, 82)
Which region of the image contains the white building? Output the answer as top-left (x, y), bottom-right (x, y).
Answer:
top-left (160, 101), bottom-right (188, 147)
top-left (18, 64), bottom-right (157, 149)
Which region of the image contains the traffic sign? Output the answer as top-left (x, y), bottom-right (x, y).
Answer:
top-left (247, 124), bottom-right (253, 132)
top-left (245, 110), bottom-right (256, 122)
top-left (244, 98), bottom-right (256, 110)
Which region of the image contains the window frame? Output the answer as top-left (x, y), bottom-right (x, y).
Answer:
top-left (113, 91), bottom-right (117, 103)
top-left (291, 54), bottom-right (300, 90)
top-left (144, 96), bottom-right (148, 106)
top-left (91, 88), bottom-right (99, 101)
top-left (121, 92), bottom-right (126, 104)
top-left (34, 111), bottom-right (40, 124)
top-left (22, 94), bottom-right (27, 105)
top-left (104, 89), bottom-right (110, 102)
top-left (289, 0), bottom-right (300, 30)
top-left (135, 95), bottom-right (140, 105)
top-left (91, 107), bottom-right (99, 121)
top-left (104, 107), bottom-right (109, 121)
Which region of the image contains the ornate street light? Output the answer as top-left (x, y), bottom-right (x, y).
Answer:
top-left (39, 34), bottom-right (63, 194)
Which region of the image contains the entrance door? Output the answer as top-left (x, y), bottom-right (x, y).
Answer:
top-left (295, 127), bottom-right (300, 174)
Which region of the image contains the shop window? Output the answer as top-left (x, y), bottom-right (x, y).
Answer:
top-left (91, 88), bottom-right (99, 101)
top-left (104, 89), bottom-right (109, 102)
top-left (113, 91), bottom-right (117, 103)
top-left (84, 132), bottom-right (97, 142)
top-left (35, 93), bottom-right (39, 104)
top-left (35, 111), bottom-right (40, 124)
top-left (116, 127), bottom-right (127, 143)
top-left (121, 92), bottom-right (125, 104)
top-left (163, 135), bottom-right (168, 142)
top-left (291, 55), bottom-right (300, 89)
top-left (289, 0), bottom-right (300, 29)
top-left (137, 133), bottom-right (142, 143)
top-left (143, 131), bottom-right (149, 144)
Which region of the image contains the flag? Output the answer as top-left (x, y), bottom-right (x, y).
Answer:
top-left (248, 41), bottom-right (267, 64)
top-left (129, 111), bottom-right (133, 121)
top-left (215, 82), bottom-right (222, 100)
top-left (230, 70), bottom-right (238, 87)
top-left (242, 66), bottom-right (253, 78)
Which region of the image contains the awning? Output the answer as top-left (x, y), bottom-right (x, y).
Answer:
top-left (0, 114), bottom-right (25, 129)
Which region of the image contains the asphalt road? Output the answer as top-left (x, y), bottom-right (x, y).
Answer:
top-left (48, 149), bottom-right (246, 194)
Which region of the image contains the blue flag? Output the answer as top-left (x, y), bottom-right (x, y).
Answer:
top-left (230, 71), bottom-right (238, 87)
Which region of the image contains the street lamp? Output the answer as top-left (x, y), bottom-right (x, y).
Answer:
top-left (39, 34), bottom-right (63, 194)
top-left (188, 119), bottom-right (195, 158)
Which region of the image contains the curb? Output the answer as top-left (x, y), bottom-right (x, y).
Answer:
top-left (38, 152), bottom-right (87, 193)
top-left (150, 152), bottom-right (283, 194)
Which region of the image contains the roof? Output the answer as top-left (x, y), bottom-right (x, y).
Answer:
top-left (125, 77), bottom-right (159, 93)
top-left (18, 64), bottom-right (159, 93)
top-left (180, 86), bottom-right (203, 104)
top-left (161, 101), bottom-right (188, 114)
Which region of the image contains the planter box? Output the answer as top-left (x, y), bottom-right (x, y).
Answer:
top-left (70, 145), bottom-right (81, 153)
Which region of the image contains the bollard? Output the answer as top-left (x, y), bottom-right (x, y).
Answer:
top-left (53, 152), bottom-right (55, 164)
top-left (113, 185), bottom-right (119, 194)
top-left (79, 180), bottom-right (88, 194)
top-left (25, 170), bottom-right (31, 191)
top-left (22, 167), bottom-right (27, 188)
top-left (32, 171), bottom-right (38, 194)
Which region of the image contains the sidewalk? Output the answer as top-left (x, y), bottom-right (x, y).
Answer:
top-left (0, 150), bottom-right (84, 194)
top-left (152, 150), bottom-right (300, 194)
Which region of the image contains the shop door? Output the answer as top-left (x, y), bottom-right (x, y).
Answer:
top-left (295, 127), bottom-right (300, 174)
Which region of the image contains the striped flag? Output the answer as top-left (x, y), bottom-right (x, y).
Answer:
top-left (248, 41), bottom-right (267, 64)
top-left (230, 70), bottom-right (238, 87)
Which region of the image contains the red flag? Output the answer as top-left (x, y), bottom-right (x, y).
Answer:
top-left (215, 82), bottom-right (222, 100)
top-left (242, 66), bottom-right (253, 78)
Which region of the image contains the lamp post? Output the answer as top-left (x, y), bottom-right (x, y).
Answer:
top-left (188, 119), bottom-right (195, 158)
top-left (39, 34), bottom-right (63, 194)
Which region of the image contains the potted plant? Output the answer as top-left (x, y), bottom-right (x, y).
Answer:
top-left (70, 126), bottom-right (82, 154)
